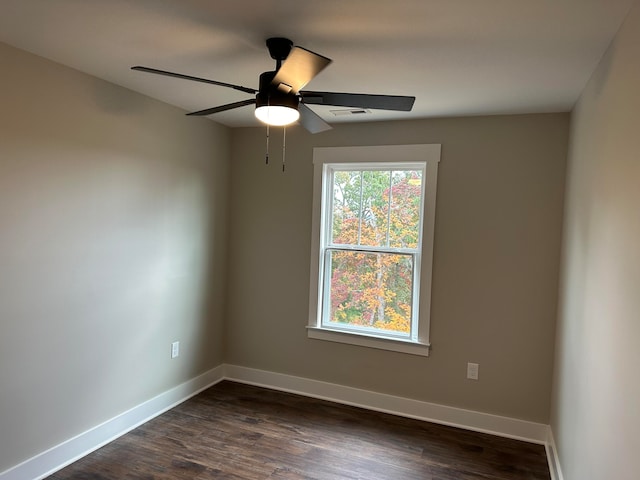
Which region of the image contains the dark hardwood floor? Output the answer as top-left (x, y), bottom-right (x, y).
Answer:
top-left (48, 381), bottom-right (550, 479)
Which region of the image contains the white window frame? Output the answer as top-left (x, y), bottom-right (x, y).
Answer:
top-left (308, 145), bottom-right (441, 356)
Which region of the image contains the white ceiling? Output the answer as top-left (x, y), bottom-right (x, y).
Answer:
top-left (0, 0), bottom-right (635, 128)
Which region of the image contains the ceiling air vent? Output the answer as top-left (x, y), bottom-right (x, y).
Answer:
top-left (330, 108), bottom-right (372, 116)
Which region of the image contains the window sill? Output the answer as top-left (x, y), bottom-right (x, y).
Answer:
top-left (306, 327), bottom-right (431, 357)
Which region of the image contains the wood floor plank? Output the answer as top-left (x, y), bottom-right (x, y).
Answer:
top-left (47, 381), bottom-right (550, 480)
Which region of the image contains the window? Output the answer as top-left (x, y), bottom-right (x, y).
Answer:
top-left (308, 145), bottom-right (440, 356)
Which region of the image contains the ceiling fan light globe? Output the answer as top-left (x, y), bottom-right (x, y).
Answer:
top-left (255, 105), bottom-right (300, 126)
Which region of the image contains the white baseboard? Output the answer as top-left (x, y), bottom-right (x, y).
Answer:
top-left (223, 364), bottom-right (549, 444)
top-left (545, 426), bottom-right (564, 480)
top-left (0, 365), bottom-right (225, 480)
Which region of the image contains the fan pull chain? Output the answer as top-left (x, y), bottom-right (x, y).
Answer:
top-left (265, 124), bottom-right (270, 165)
top-left (282, 126), bottom-right (286, 172)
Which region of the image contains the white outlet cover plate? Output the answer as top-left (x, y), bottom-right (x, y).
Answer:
top-left (467, 362), bottom-right (479, 380)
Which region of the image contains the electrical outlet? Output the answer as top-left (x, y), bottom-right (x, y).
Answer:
top-left (171, 341), bottom-right (180, 359)
top-left (467, 362), bottom-right (479, 380)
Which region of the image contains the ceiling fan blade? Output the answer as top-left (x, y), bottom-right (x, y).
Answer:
top-left (271, 47), bottom-right (331, 94)
top-left (131, 66), bottom-right (256, 94)
top-left (186, 99), bottom-right (256, 116)
top-left (298, 103), bottom-right (332, 134)
top-left (301, 91), bottom-right (415, 111)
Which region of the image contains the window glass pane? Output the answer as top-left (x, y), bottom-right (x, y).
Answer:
top-left (326, 249), bottom-right (413, 335)
top-left (389, 170), bottom-right (423, 249)
top-left (331, 170), bottom-right (361, 245)
top-left (359, 170), bottom-right (391, 247)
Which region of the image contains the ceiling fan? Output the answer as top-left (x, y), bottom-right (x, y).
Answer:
top-left (132, 37), bottom-right (415, 134)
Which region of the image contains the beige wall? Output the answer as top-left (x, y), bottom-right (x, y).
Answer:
top-left (227, 113), bottom-right (568, 423)
top-left (0, 42), bottom-right (230, 472)
top-left (551, 2), bottom-right (640, 479)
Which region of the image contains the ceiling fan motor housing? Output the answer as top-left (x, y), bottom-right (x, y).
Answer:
top-left (256, 71), bottom-right (299, 110)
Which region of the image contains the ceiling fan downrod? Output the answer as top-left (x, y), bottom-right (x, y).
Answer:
top-left (266, 37), bottom-right (293, 70)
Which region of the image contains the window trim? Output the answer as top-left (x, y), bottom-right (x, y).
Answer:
top-left (308, 145), bottom-right (441, 356)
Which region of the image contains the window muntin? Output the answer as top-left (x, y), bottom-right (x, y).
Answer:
top-left (330, 169), bottom-right (423, 249)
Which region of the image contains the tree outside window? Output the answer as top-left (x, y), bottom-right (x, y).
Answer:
top-left (325, 168), bottom-right (424, 337)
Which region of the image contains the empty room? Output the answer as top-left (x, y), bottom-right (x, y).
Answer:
top-left (1, 1), bottom-right (638, 479)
